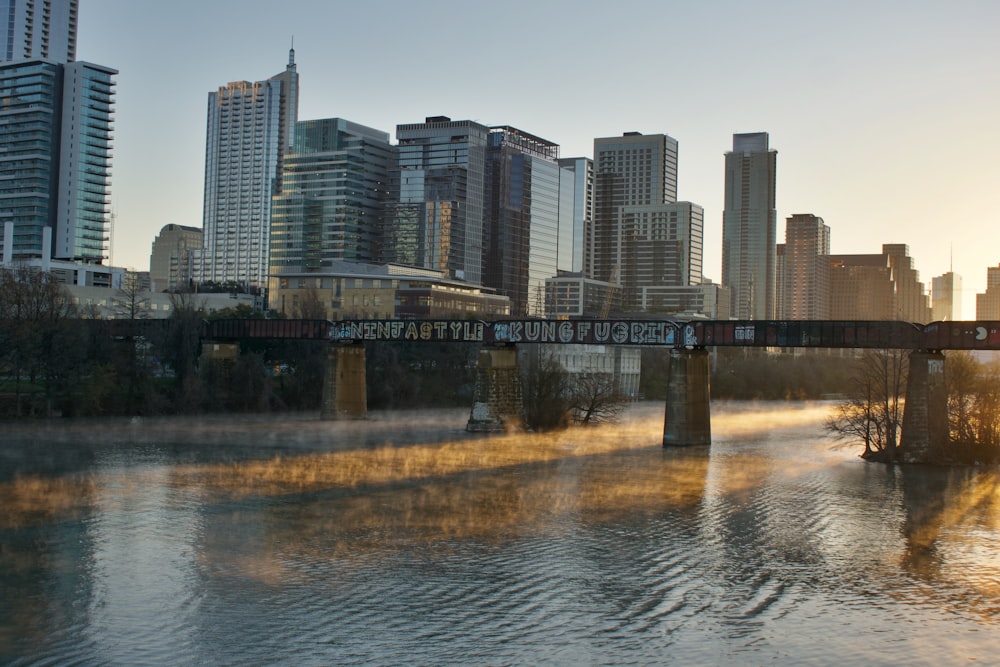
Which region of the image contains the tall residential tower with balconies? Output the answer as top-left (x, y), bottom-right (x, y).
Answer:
top-left (200, 49), bottom-right (298, 292)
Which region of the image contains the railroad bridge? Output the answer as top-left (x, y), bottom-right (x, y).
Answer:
top-left (106, 317), bottom-right (1000, 460)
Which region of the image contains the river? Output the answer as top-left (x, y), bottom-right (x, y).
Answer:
top-left (1, 401), bottom-right (998, 665)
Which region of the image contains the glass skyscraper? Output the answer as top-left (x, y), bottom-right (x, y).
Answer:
top-left (0, 58), bottom-right (115, 263)
top-left (722, 132), bottom-right (777, 320)
top-left (484, 126), bottom-right (560, 317)
top-left (385, 117), bottom-right (488, 284)
top-left (269, 118), bottom-right (393, 277)
top-left (201, 50), bottom-right (298, 291)
top-left (556, 157), bottom-right (592, 275)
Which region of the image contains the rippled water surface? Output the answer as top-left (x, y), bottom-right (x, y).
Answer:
top-left (2, 402), bottom-right (999, 665)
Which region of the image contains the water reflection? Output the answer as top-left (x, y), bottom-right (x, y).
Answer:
top-left (2, 402), bottom-right (1000, 665)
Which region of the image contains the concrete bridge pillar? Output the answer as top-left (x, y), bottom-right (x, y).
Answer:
top-left (900, 350), bottom-right (948, 462)
top-left (321, 342), bottom-right (367, 420)
top-left (467, 345), bottom-right (523, 432)
top-left (663, 348), bottom-right (712, 447)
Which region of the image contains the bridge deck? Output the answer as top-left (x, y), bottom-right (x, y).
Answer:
top-left (84, 318), bottom-right (1000, 351)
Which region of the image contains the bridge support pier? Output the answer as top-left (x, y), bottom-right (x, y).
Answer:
top-left (320, 342), bottom-right (367, 420)
top-left (900, 350), bottom-right (948, 462)
top-left (467, 346), bottom-right (523, 432)
top-left (663, 348), bottom-right (712, 447)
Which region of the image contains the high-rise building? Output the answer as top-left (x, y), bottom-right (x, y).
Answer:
top-left (384, 116), bottom-right (488, 285)
top-left (556, 157), bottom-right (592, 275)
top-left (976, 265), bottom-right (1000, 320)
top-left (829, 244), bottom-right (931, 322)
top-left (483, 126), bottom-right (560, 317)
top-left (200, 49), bottom-right (298, 291)
top-left (149, 224), bottom-right (202, 293)
top-left (780, 213), bottom-right (831, 319)
top-left (269, 118), bottom-right (393, 278)
top-left (931, 271), bottom-right (962, 321)
top-left (620, 201), bottom-right (704, 311)
top-left (57, 61), bottom-right (116, 262)
top-left (1, 0), bottom-right (77, 64)
top-left (0, 58), bottom-right (115, 264)
top-left (722, 132), bottom-right (777, 320)
top-left (592, 132), bottom-right (678, 286)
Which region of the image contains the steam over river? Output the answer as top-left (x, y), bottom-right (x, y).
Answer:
top-left (2, 402), bottom-right (999, 665)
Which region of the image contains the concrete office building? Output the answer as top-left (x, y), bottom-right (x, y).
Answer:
top-left (384, 116), bottom-right (489, 285)
top-left (976, 265), bottom-right (1000, 320)
top-left (1, 0), bottom-right (77, 64)
top-left (149, 224), bottom-right (203, 292)
top-left (200, 49), bottom-right (298, 292)
top-left (779, 213), bottom-right (831, 319)
top-left (270, 259), bottom-right (509, 321)
top-left (593, 132), bottom-right (693, 312)
top-left (592, 132), bottom-right (678, 287)
top-left (722, 132), bottom-right (777, 320)
top-left (829, 244), bottom-right (931, 322)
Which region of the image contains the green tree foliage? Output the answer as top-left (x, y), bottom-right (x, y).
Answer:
top-left (0, 265), bottom-right (82, 416)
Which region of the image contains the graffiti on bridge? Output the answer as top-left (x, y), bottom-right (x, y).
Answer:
top-left (329, 320), bottom-right (679, 346)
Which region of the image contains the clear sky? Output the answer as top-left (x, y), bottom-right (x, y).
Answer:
top-left (79, 0), bottom-right (1000, 317)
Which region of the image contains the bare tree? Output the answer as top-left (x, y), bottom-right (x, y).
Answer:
top-left (946, 351), bottom-right (979, 445)
top-left (826, 348), bottom-right (908, 461)
top-left (112, 270), bottom-right (150, 319)
top-left (293, 287), bottom-right (328, 319)
top-left (569, 372), bottom-right (628, 425)
top-left (521, 347), bottom-right (572, 431)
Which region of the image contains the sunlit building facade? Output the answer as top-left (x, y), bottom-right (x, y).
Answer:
top-left (384, 116), bottom-right (488, 285)
top-left (779, 213), bottom-right (831, 319)
top-left (1, 0), bottom-right (77, 64)
top-left (976, 265), bottom-right (1000, 320)
top-left (201, 50), bottom-right (298, 291)
top-left (931, 271), bottom-right (962, 321)
top-left (270, 260), bottom-right (509, 320)
top-left (722, 132), bottom-right (777, 320)
top-left (829, 244), bottom-right (931, 322)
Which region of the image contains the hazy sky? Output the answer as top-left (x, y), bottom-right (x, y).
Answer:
top-left (79, 0), bottom-right (999, 316)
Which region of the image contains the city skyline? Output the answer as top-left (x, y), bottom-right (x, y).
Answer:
top-left (76, 0), bottom-right (1000, 317)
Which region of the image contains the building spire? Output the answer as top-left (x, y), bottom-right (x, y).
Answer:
top-left (288, 36), bottom-right (295, 70)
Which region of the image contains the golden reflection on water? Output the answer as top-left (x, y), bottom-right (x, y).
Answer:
top-left (899, 469), bottom-right (1000, 616)
top-left (4, 402), bottom-right (1000, 606)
